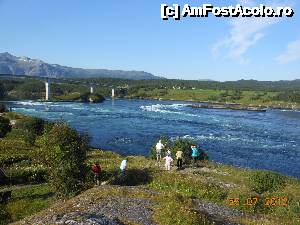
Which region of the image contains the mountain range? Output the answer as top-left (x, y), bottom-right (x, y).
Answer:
top-left (0, 52), bottom-right (161, 80)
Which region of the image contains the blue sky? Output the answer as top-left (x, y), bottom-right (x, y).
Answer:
top-left (0, 0), bottom-right (299, 81)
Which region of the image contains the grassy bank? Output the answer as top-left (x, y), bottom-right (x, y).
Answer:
top-left (87, 150), bottom-right (300, 225)
top-left (1, 112), bottom-right (300, 225)
top-left (127, 88), bottom-right (300, 109)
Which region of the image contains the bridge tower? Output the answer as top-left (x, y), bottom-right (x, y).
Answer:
top-left (112, 88), bottom-right (115, 98)
top-left (45, 78), bottom-right (50, 101)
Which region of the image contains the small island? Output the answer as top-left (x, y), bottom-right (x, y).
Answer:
top-left (52, 92), bottom-right (105, 103)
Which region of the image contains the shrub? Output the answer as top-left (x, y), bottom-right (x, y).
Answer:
top-left (80, 93), bottom-right (105, 103)
top-left (199, 151), bottom-right (209, 161)
top-left (173, 138), bottom-right (196, 163)
top-left (0, 168), bottom-right (8, 185)
top-left (17, 117), bottom-right (46, 145)
top-left (150, 137), bottom-right (208, 164)
top-left (5, 129), bottom-right (26, 140)
top-left (23, 132), bottom-right (37, 145)
top-left (0, 116), bottom-right (11, 138)
top-left (0, 104), bottom-right (8, 113)
top-left (7, 166), bottom-right (48, 184)
top-left (40, 123), bottom-right (88, 197)
top-left (0, 204), bottom-right (11, 225)
top-left (0, 155), bottom-right (31, 166)
top-left (250, 170), bottom-right (286, 194)
top-left (150, 136), bottom-right (172, 159)
top-left (43, 122), bottom-right (55, 134)
top-left (17, 117), bottom-right (45, 136)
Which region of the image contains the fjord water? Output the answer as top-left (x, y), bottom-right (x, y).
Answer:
top-left (10, 99), bottom-right (300, 179)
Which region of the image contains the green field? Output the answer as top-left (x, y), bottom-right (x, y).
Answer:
top-left (128, 88), bottom-right (300, 108)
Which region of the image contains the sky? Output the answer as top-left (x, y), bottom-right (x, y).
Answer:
top-left (0, 0), bottom-right (299, 81)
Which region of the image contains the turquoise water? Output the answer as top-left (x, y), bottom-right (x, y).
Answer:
top-left (9, 99), bottom-right (300, 179)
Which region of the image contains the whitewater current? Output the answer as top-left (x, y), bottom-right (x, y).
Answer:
top-left (8, 99), bottom-right (300, 179)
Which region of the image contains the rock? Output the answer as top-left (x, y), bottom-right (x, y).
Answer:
top-left (54, 212), bottom-right (124, 225)
top-left (192, 199), bottom-right (244, 225)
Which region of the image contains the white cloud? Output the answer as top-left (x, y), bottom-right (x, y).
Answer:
top-left (212, 0), bottom-right (292, 64)
top-left (275, 39), bottom-right (300, 64)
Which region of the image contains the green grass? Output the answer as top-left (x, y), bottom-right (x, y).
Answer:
top-left (152, 192), bottom-right (213, 225)
top-left (53, 92), bottom-right (81, 101)
top-left (148, 171), bottom-right (228, 203)
top-left (2, 146), bottom-right (300, 225)
top-left (87, 150), bottom-right (300, 225)
top-left (129, 88), bottom-right (300, 108)
top-left (1, 184), bottom-right (54, 224)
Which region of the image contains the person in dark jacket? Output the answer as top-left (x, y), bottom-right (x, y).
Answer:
top-left (92, 162), bottom-right (101, 185)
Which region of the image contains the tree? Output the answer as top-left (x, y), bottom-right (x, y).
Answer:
top-left (0, 116), bottom-right (11, 138)
top-left (40, 123), bottom-right (88, 197)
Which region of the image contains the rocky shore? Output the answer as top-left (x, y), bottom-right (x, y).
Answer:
top-left (187, 103), bottom-right (267, 112)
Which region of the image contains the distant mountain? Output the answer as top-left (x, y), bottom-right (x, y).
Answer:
top-left (0, 52), bottom-right (162, 80)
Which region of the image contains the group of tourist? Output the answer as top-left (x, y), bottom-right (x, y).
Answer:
top-left (155, 140), bottom-right (202, 171)
top-left (91, 140), bottom-right (205, 185)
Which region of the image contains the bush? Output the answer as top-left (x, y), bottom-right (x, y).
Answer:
top-left (0, 104), bottom-right (8, 113)
top-left (150, 137), bottom-right (208, 164)
top-left (250, 170), bottom-right (286, 194)
top-left (0, 116), bottom-right (11, 138)
top-left (40, 123), bottom-right (88, 197)
top-left (0, 155), bottom-right (31, 166)
top-left (150, 136), bottom-right (173, 159)
top-left (0, 168), bottom-right (8, 185)
top-left (173, 138), bottom-right (196, 163)
top-left (17, 117), bottom-right (45, 136)
top-left (16, 117), bottom-right (46, 144)
top-left (23, 132), bottom-right (37, 145)
top-left (0, 204), bottom-right (11, 225)
top-left (80, 93), bottom-right (105, 103)
top-left (7, 166), bottom-right (48, 184)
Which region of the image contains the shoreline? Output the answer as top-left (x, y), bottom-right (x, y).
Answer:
top-left (123, 96), bottom-right (300, 110)
top-left (3, 97), bottom-right (300, 111)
